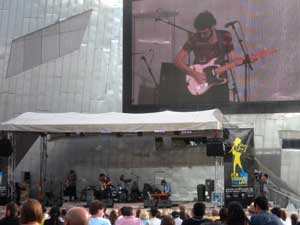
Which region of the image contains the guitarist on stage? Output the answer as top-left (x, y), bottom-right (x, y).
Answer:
top-left (175, 11), bottom-right (255, 103)
top-left (99, 173), bottom-right (112, 199)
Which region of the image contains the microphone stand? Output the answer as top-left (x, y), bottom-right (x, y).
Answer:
top-left (141, 56), bottom-right (159, 104)
top-left (227, 22), bottom-right (253, 102)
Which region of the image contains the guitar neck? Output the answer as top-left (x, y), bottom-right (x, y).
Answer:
top-left (214, 62), bottom-right (237, 74)
top-left (213, 48), bottom-right (277, 75)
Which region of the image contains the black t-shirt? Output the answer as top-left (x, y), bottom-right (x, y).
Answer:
top-left (0, 216), bottom-right (20, 225)
top-left (182, 217), bottom-right (211, 225)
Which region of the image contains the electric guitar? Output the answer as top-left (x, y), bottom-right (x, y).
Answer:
top-left (186, 48), bottom-right (277, 96)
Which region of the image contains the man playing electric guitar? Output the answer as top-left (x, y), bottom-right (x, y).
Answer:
top-left (99, 173), bottom-right (112, 199)
top-left (175, 11), bottom-right (256, 103)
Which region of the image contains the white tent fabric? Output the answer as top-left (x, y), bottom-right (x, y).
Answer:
top-left (0, 109), bottom-right (224, 133)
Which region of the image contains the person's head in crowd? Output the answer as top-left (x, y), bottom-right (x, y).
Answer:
top-left (119, 206), bottom-right (126, 216)
top-left (281, 209), bottom-right (287, 221)
top-left (211, 208), bottom-right (219, 220)
top-left (5, 202), bottom-right (19, 217)
top-left (254, 196), bottom-right (269, 213)
top-left (219, 207), bottom-right (227, 223)
top-left (136, 208), bottom-right (141, 218)
top-left (20, 199), bottom-right (43, 225)
top-left (109, 210), bottom-right (118, 225)
top-left (139, 209), bottom-right (149, 220)
top-left (171, 211), bottom-right (180, 219)
top-left (149, 207), bottom-right (158, 218)
top-left (122, 207), bottom-right (133, 216)
top-left (61, 208), bottom-right (67, 218)
top-left (161, 215), bottom-right (175, 225)
top-left (291, 213), bottom-right (298, 225)
top-left (156, 210), bottom-right (162, 219)
top-left (64, 207), bottom-right (89, 225)
top-left (227, 201), bottom-right (248, 225)
top-left (89, 200), bottom-right (105, 217)
top-left (192, 202), bottom-right (206, 218)
top-left (179, 205), bottom-right (189, 220)
top-left (49, 206), bottom-right (60, 219)
top-left (270, 207), bottom-right (282, 219)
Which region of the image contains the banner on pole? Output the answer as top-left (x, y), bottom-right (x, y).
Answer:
top-left (224, 128), bottom-right (256, 207)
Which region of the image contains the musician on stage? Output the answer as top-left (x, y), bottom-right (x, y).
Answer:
top-left (175, 11), bottom-right (255, 103)
top-left (65, 170), bottom-right (77, 201)
top-left (99, 173), bottom-right (112, 199)
top-left (161, 179), bottom-right (172, 197)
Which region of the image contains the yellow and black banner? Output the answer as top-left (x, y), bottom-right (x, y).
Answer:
top-left (224, 128), bottom-right (255, 207)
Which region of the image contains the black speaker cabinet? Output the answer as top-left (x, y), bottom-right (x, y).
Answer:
top-left (205, 179), bottom-right (215, 202)
top-left (159, 62), bottom-right (185, 105)
top-left (197, 184), bottom-right (206, 201)
top-left (206, 138), bottom-right (224, 156)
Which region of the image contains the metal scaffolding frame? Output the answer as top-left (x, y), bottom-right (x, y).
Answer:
top-left (7, 132), bottom-right (16, 201)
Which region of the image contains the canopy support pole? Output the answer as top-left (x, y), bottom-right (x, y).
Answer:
top-left (7, 132), bottom-right (16, 201)
top-left (39, 134), bottom-right (48, 205)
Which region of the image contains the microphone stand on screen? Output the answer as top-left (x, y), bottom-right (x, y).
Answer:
top-left (225, 20), bottom-right (253, 103)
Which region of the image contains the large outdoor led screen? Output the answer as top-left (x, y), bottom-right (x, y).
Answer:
top-left (123, 0), bottom-right (300, 113)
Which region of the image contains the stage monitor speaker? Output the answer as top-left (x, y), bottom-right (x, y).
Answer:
top-left (197, 184), bottom-right (206, 201)
top-left (157, 199), bottom-right (172, 208)
top-left (206, 138), bottom-right (224, 156)
top-left (102, 199), bottom-right (114, 208)
top-left (0, 139), bottom-right (13, 157)
top-left (205, 179), bottom-right (214, 202)
top-left (143, 199), bottom-right (156, 208)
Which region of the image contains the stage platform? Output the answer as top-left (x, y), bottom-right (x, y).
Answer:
top-left (61, 200), bottom-right (218, 210)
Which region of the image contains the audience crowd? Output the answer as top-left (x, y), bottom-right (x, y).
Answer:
top-left (0, 196), bottom-right (298, 225)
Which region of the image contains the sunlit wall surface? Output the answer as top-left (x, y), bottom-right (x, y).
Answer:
top-left (0, 0), bottom-right (123, 122)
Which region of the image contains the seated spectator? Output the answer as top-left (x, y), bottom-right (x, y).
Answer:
top-left (161, 216), bottom-right (175, 225)
top-left (139, 209), bottom-right (150, 225)
top-left (44, 206), bottom-right (63, 225)
top-left (182, 202), bottom-right (211, 225)
top-left (210, 209), bottom-right (220, 221)
top-left (251, 196), bottom-right (282, 225)
top-left (179, 206), bottom-right (189, 221)
top-left (60, 208), bottom-right (67, 223)
top-left (290, 213), bottom-right (298, 225)
top-left (115, 206), bottom-right (141, 225)
top-left (0, 201), bottom-right (20, 225)
top-left (171, 211), bottom-right (182, 225)
top-left (109, 210), bottom-right (118, 225)
top-left (226, 202), bottom-right (250, 225)
top-left (88, 200), bottom-right (111, 225)
top-left (20, 199), bottom-right (43, 225)
top-left (149, 208), bottom-right (161, 225)
top-left (64, 207), bottom-right (89, 225)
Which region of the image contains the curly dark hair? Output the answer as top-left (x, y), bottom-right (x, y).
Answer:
top-left (193, 11), bottom-right (216, 30)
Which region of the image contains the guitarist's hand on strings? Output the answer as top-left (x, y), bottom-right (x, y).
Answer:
top-left (190, 70), bottom-right (206, 84)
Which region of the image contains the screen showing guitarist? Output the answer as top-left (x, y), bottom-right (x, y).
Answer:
top-left (175, 11), bottom-right (247, 103)
top-left (99, 173), bottom-right (112, 199)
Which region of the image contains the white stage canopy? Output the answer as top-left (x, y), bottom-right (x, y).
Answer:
top-left (0, 109), bottom-right (224, 133)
